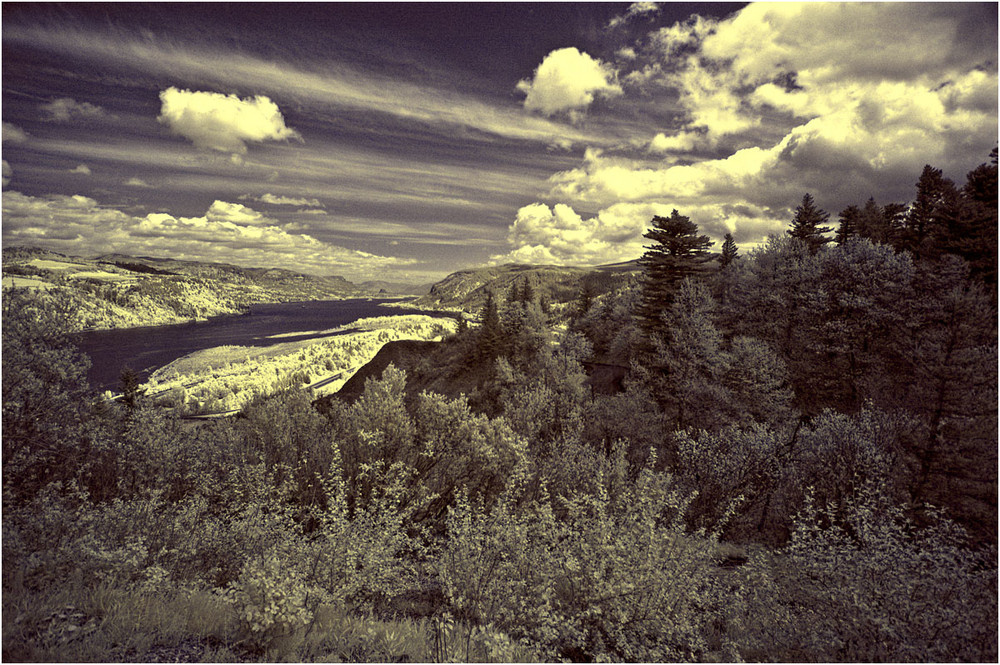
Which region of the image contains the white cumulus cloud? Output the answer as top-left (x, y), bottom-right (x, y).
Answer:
top-left (641, 2), bottom-right (997, 149)
top-left (648, 131), bottom-right (702, 154)
top-left (491, 201), bottom-right (659, 266)
top-left (157, 87), bottom-right (302, 155)
top-left (203, 200), bottom-right (271, 226)
top-left (70, 164), bottom-right (92, 175)
top-left (517, 48), bottom-right (622, 118)
top-left (493, 197), bottom-right (786, 266)
top-left (2, 160), bottom-right (12, 187)
top-left (527, 1), bottom-right (997, 261)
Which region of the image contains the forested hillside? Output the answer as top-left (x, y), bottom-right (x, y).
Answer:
top-left (2, 154), bottom-right (996, 662)
top-left (413, 261), bottom-right (641, 314)
top-left (1, 249), bottom-right (366, 330)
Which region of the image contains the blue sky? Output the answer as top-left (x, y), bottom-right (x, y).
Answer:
top-left (2, 2), bottom-right (996, 282)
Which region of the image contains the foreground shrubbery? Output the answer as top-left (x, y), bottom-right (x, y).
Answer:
top-left (4, 361), bottom-right (994, 662)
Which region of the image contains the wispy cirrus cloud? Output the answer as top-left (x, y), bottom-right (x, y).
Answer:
top-left (3, 23), bottom-right (621, 148)
top-left (254, 193), bottom-right (324, 207)
top-left (607, 2), bottom-right (661, 30)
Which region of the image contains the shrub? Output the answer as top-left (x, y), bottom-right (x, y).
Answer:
top-left (334, 365), bottom-right (527, 522)
top-left (437, 456), bottom-right (737, 661)
top-left (225, 548), bottom-right (318, 651)
top-left (734, 482), bottom-right (998, 662)
top-left (2, 290), bottom-right (93, 503)
top-left (674, 423), bottom-right (784, 541)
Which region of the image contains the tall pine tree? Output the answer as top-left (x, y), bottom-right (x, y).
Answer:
top-left (719, 232), bottom-right (739, 266)
top-left (477, 290), bottom-right (503, 360)
top-left (787, 193), bottom-right (833, 254)
top-left (637, 210), bottom-right (714, 336)
top-left (901, 165), bottom-right (953, 257)
top-left (960, 149), bottom-right (998, 285)
top-left (836, 204), bottom-right (861, 245)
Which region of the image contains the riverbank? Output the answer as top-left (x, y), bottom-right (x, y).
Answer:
top-left (136, 315), bottom-right (456, 415)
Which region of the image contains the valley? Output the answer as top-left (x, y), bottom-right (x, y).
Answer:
top-left (1, 247), bottom-right (368, 331)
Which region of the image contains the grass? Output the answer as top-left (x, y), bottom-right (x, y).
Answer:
top-left (3, 577), bottom-right (237, 662)
top-left (25, 258), bottom-right (91, 271)
top-left (2, 572), bottom-right (541, 663)
top-left (1, 277), bottom-right (56, 290)
top-left (66, 271), bottom-right (136, 282)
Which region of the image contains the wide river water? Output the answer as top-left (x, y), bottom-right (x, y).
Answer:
top-left (72, 298), bottom-right (446, 391)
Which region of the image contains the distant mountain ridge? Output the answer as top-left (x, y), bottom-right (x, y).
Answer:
top-left (3, 246), bottom-right (647, 327)
top-left (415, 261), bottom-right (643, 312)
top-left (359, 280), bottom-right (435, 296)
top-left (1, 247), bottom-right (374, 330)
top-left (92, 252), bottom-right (362, 293)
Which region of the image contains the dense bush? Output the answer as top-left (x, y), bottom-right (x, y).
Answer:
top-left (437, 456), bottom-right (737, 662)
top-left (329, 365), bottom-right (528, 522)
top-left (735, 483), bottom-right (998, 662)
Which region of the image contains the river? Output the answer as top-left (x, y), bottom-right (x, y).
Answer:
top-left (71, 298), bottom-right (448, 391)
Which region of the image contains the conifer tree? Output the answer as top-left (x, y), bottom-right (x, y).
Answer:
top-left (574, 278), bottom-right (595, 320)
top-left (477, 290), bottom-right (503, 359)
top-left (636, 210), bottom-right (714, 336)
top-left (882, 202), bottom-right (908, 247)
top-left (520, 277), bottom-right (534, 306)
top-left (836, 204), bottom-right (861, 245)
top-left (787, 193), bottom-right (833, 254)
top-left (652, 279), bottom-right (732, 430)
top-left (119, 366), bottom-right (146, 410)
top-left (960, 149), bottom-right (998, 285)
top-left (718, 233), bottom-right (739, 266)
top-left (854, 197), bottom-right (906, 246)
top-left (901, 165), bottom-right (953, 257)
top-left (506, 280), bottom-right (520, 305)
top-left (858, 198), bottom-right (886, 243)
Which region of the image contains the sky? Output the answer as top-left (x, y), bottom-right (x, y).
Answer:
top-left (2, 2), bottom-right (997, 283)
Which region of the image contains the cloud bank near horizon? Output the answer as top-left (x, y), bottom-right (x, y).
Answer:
top-left (492, 2), bottom-right (997, 266)
top-left (1, 192), bottom-right (414, 280)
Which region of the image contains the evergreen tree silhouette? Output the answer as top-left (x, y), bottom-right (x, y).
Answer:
top-left (637, 210), bottom-right (714, 336)
top-left (787, 193), bottom-right (832, 254)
